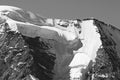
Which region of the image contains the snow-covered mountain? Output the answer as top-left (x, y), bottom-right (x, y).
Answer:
top-left (0, 5), bottom-right (120, 80)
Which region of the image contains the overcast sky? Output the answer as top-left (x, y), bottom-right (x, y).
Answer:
top-left (0, 0), bottom-right (120, 28)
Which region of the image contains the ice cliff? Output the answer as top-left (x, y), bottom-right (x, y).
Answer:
top-left (0, 5), bottom-right (120, 80)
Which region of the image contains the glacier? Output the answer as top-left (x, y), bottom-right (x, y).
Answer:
top-left (0, 5), bottom-right (120, 80)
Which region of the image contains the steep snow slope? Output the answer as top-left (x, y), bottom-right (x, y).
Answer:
top-left (69, 20), bottom-right (102, 80)
top-left (0, 5), bottom-right (120, 80)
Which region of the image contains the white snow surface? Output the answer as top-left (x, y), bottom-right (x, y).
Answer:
top-left (69, 20), bottom-right (102, 80)
top-left (70, 20), bottom-right (102, 66)
top-left (0, 5), bottom-right (22, 12)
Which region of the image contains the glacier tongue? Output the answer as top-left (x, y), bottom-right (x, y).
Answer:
top-left (0, 5), bottom-right (120, 80)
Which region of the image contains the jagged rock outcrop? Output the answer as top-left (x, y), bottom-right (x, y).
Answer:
top-left (0, 5), bottom-right (120, 80)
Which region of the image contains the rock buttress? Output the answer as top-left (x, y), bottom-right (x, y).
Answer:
top-left (0, 22), bottom-right (56, 80)
top-left (92, 19), bottom-right (120, 80)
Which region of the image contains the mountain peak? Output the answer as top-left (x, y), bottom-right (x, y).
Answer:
top-left (0, 5), bottom-right (120, 80)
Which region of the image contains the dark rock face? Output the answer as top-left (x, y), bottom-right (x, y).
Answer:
top-left (0, 23), bottom-right (56, 80)
top-left (0, 29), bottom-right (32, 80)
top-left (91, 19), bottom-right (120, 80)
top-left (24, 37), bottom-right (56, 80)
